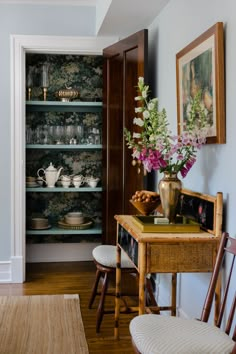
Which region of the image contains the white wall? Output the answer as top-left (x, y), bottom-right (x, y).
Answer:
top-left (0, 4), bottom-right (95, 261)
top-left (148, 0), bottom-right (236, 319)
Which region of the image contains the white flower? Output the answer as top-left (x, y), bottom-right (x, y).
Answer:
top-left (148, 102), bottom-right (155, 110)
top-left (133, 117), bottom-right (144, 126)
top-left (138, 77), bottom-right (144, 84)
top-left (143, 110), bottom-right (150, 119)
top-left (135, 95), bottom-right (142, 101)
top-left (135, 107), bottom-right (143, 113)
top-left (133, 132), bottom-right (141, 138)
top-left (142, 90), bottom-right (148, 99)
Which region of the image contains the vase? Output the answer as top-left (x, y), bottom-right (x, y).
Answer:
top-left (158, 171), bottom-right (182, 223)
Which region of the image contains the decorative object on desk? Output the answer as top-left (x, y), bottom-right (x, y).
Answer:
top-left (56, 86), bottom-right (79, 102)
top-left (41, 63), bottom-right (50, 101)
top-left (132, 215), bottom-right (201, 233)
top-left (158, 171), bottom-right (182, 223)
top-left (130, 190), bottom-right (161, 215)
top-left (37, 162), bottom-right (63, 188)
top-left (124, 77), bottom-right (209, 222)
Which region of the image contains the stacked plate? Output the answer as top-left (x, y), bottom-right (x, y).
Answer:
top-left (58, 212), bottom-right (93, 230)
top-left (30, 217), bottom-right (51, 230)
top-left (26, 176), bottom-right (39, 188)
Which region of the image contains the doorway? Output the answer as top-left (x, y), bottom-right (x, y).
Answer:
top-left (10, 34), bottom-right (116, 282)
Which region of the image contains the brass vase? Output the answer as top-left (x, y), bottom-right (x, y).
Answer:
top-left (158, 171), bottom-right (182, 223)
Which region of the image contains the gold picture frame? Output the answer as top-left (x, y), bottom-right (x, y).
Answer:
top-left (176, 22), bottom-right (225, 144)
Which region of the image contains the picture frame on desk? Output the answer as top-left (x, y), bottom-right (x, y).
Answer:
top-left (176, 22), bottom-right (225, 144)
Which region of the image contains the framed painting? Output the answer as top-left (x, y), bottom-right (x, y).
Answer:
top-left (176, 22), bottom-right (225, 144)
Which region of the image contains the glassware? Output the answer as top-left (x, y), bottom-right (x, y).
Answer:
top-left (75, 124), bottom-right (84, 144)
top-left (41, 63), bottom-right (50, 101)
top-left (65, 125), bottom-right (75, 144)
top-left (54, 125), bottom-right (64, 145)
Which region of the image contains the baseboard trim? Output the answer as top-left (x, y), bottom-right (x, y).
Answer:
top-left (26, 242), bottom-right (101, 263)
top-left (0, 261), bottom-right (11, 283)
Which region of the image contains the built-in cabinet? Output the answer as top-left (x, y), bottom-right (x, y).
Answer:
top-left (25, 54), bottom-right (103, 247)
top-left (25, 30), bottom-right (148, 255)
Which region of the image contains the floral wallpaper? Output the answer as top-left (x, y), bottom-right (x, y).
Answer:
top-left (26, 53), bottom-right (103, 244)
top-left (26, 53), bottom-right (103, 101)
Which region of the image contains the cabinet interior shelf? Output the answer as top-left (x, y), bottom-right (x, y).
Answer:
top-left (26, 100), bottom-right (102, 113)
top-left (26, 187), bottom-right (102, 192)
top-left (26, 225), bottom-right (102, 235)
top-left (26, 144), bottom-right (102, 150)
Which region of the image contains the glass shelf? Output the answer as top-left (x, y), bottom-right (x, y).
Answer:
top-left (26, 187), bottom-right (102, 192)
top-left (26, 144), bottom-right (102, 150)
top-left (26, 100), bottom-right (102, 113)
top-left (26, 225), bottom-right (102, 235)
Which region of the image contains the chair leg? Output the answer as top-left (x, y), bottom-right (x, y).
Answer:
top-left (146, 277), bottom-right (158, 307)
top-left (171, 273), bottom-right (177, 316)
top-left (96, 271), bottom-right (109, 333)
top-left (88, 269), bottom-right (102, 309)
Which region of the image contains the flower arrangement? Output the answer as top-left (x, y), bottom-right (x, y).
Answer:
top-left (124, 77), bottom-right (209, 178)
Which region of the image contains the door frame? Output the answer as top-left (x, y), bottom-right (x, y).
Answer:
top-left (10, 34), bottom-right (117, 282)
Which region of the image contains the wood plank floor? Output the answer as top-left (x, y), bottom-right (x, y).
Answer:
top-left (0, 261), bottom-right (137, 353)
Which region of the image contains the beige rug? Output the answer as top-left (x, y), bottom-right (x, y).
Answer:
top-left (0, 294), bottom-right (89, 354)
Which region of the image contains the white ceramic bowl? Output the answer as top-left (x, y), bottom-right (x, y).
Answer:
top-left (61, 180), bottom-right (71, 188)
top-left (65, 212), bottom-right (84, 225)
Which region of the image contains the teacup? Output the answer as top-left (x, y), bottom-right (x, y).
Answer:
top-left (61, 180), bottom-right (71, 188)
top-left (72, 175), bottom-right (84, 188)
top-left (87, 177), bottom-right (100, 188)
top-left (73, 179), bottom-right (84, 188)
top-left (73, 174), bottom-right (84, 181)
top-left (60, 175), bottom-right (71, 182)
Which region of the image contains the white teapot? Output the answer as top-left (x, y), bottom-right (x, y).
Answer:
top-left (37, 162), bottom-right (63, 188)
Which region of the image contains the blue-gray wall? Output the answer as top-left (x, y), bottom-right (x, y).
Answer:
top-left (148, 0), bottom-right (235, 319)
top-left (0, 4), bottom-right (95, 260)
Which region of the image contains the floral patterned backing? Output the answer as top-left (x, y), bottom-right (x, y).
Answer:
top-left (26, 53), bottom-right (103, 244)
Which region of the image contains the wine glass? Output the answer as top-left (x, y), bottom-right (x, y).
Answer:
top-left (65, 125), bottom-right (75, 144)
top-left (54, 125), bottom-right (64, 145)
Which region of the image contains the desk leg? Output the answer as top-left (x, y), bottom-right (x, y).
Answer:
top-left (139, 243), bottom-right (146, 315)
top-left (114, 245), bottom-right (121, 339)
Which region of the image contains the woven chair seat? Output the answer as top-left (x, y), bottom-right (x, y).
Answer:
top-left (92, 245), bottom-right (134, 268)
top-left (130, 314), bottom-right (235, 354)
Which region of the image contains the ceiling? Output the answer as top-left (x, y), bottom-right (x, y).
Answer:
top-left (0, 0), bottom-right (170, 37)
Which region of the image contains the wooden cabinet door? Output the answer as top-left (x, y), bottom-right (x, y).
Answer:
top-left (102, 29), bottom-right (148, 244)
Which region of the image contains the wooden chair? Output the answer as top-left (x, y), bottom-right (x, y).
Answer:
top-left (89, 245), bottom-right (157, 333)
top-left (129, 231), bottom-right (236, 353)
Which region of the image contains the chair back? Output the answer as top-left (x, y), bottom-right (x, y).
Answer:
top-left (201, 232), bottom-right (236, 343)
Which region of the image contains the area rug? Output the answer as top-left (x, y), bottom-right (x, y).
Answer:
top-left (0, 294), bottom-right (89, 354)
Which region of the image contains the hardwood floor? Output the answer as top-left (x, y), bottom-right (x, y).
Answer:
top-left (0, 261), bottom-right (137, 353)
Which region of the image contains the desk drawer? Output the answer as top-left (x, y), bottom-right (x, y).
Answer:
top-left (147, 242), bottom-right (217, 273)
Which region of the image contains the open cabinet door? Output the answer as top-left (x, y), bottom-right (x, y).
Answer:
top-left (102, 29), bottom-right (148, 244)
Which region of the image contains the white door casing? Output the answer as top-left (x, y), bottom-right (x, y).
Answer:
top-left (10, 34), bottom-right (117, 282)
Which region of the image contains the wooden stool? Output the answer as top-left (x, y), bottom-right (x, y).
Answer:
top-left (88, 245), bottom-right (157, 333)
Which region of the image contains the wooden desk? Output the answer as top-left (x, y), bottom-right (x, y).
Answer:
top-left (114, 214), bottom-right (221, 339)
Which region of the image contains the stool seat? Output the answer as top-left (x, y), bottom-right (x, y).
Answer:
top-left (89, 244), bottom-right (157, 333)
top-left (92, 245), bottom-right (135, 268)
